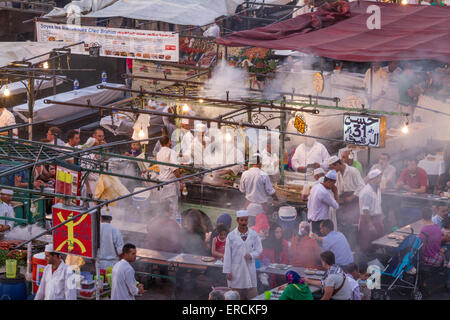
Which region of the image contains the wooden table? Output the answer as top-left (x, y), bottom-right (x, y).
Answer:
top-left (372, 219), bottom-right (424, 250)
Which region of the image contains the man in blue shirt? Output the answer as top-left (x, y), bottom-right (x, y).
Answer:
top-left (432, 203), bottom-right (449, 229)
top-left (0, 165), bottom-right (29, 188)
top-left (313, 219), bottom-right (354, 267)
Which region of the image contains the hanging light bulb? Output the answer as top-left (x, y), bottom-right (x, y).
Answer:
top-left (43, 61), bottom-right (49, 69)
top-left (182, 186), bottom-right (188, 196)
top-left (182, 103), bottom-right (190, 113)
top-left (401, 121), bottom-right (409, 134)
top-left (225, 132), bottom-right (232, 142)
top-left (401, 0), bottom-right (408, 5)
top-left (198, 99), bottom-right (204, 103)
top-left (3, 86), bottom-right (10, 97)
top-left (138, 128), bottom-right (145, 139)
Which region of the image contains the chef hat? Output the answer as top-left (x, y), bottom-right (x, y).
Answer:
top-left (367, 168), bottom-right (382, 180)
top-left (328, 155), bottom-right (340, 166)
top-left (313, 168), bottom-right (325, 176)
top-left (45, 243), bottom-right (54, 253)
top-left (236, 210), bottom-right (249, 218)
top-left (325, 170), bottom-right (337, 180)
top-left (101, 207), bottom-right (112, 217)
top-left (181, 118), bottom-right (190, 125)
top-left (0, 189), bottom-right (13, 195)
top-left (247, 203), bottom-right (263, 217)
top-left (195, 123), bottom-right (207, 132)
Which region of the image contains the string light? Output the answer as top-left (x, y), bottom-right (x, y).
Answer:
top-left (3, 86), bottom-right (10, 97)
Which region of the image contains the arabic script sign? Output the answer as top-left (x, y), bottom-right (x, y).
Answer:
top-left (343, 115), bottom-right (386, 148)
top-left (53, 204), bottom-right (96, 258)
top-left (294, 115), bottom-right (307, 134)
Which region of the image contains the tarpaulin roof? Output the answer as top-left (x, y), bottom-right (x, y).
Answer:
top-left (216, 1), bottom-right (450, 62)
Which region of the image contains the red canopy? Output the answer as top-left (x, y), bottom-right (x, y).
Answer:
top-left (216, 1), bottom-right (450, 62)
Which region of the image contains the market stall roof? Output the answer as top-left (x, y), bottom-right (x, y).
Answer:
top-left (83, 0), bottom-right (292, 26)
top-left (0, 41), bottom-right (76, 68)
top-left (216, 1), bottom-right (450, 62)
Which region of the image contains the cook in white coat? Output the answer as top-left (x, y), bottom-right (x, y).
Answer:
top-left (185, 122), bottom-right (211, 166)
top-left (172, 118), bottom-right (193, 159)
top-left (97, 207), bottom-right (124, 270)
top-left (35, 244), bottom-right (77, 300)
top-left (111, 243), bottom-right (145, 300)
top-left (156, 136), bottom-right (181, 213)
top-left (291, 138), bottom-right (330, 173)
top-left (0, 189), bottom-right (15, 232)
top-left (223, 210), bottom-right (263, 300)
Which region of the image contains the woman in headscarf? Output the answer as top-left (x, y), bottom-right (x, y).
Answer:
top-left (251, 214), bottom-right (270, 241)
top-left (279, 271), bottom-right (313, 300)
top-left (262, 224), bottom-right (289, 265)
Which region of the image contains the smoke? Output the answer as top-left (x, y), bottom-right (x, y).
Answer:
top-left (5, 223), bottom-right (48, 241)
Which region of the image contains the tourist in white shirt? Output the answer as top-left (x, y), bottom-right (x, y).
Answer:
top-left (359, 169), bottom-right (384, 252)
top-left (307, 170), bottom-right (339, 235)
top-left (291, 138), bottom-right (330, 173)
top-left (328, 155), bottom-right (365, 230)
top-left (156, 136), bottom-right (181, 214)
top-left (0, 189), bottom-right (15, 232)
top-left (111, 243), bottom-right (145, 300)
top-left (0, 107), bottom-right (17, 137)
top-left (367, 153), bottom-right (396, 191)
top-left (239, 153), bottom-right (277, 213)
top-left (35, 244), bottom-right (76, 300)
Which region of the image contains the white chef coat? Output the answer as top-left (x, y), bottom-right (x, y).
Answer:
top-left (239, 167), bottom-right (275, 204)
top-left (203, 24), bottom-right (220, 38)
top-left (186, 135), bottom-right (211, 166)
top-left (359, 183), bottom-right (383, 217)
top-left (97, 222), bottom-right (124, 270)
top-left (35, 261), bottom-right (76, 300)
top-left (336, 164), bottom-right (365, 197)
top-left (363, 68), bottom-right (388, 99)
top-left (111, 259), bottom-right (139, 300)
top-left (223, 228), bottom-right (262, 289)
top-left (307, 182), bottom-right (339, 221)
top-left (0, 201), bottom-right (15, 229)
top-left (291, 141), bottom-right (330, 171)
top-left (0, 108), bottom-right (17, 136)
top-left (260, 149), bottom-right (279, 176)
top-left (171, 128), bottom-right (193, 156)
top-left (156, 146), bottom-right (180, 200)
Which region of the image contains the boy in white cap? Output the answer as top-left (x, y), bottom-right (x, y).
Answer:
top-left (307, 170), bottom-right (339, 235)
top-left (0, 189), bottom-right (15, 232)
top-left (97, 207), bottom-right (124, 270)
top-left (358, 169), bottom-right (384, 252)
top-left (35, 244), bottom-right (77, 300)
top-left (223, 210), bottom-right (262, 300)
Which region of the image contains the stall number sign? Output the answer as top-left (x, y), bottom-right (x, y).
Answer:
top-left (52, 205), bottom-right (94, 258)
top-left (343, 115), bottom-right (386, 147)
top-left (294, 115), bottom-right (307, 134)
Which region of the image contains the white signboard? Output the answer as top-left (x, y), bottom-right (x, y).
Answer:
top-left (36, 22), bottom-right (179, 62)
top-left (343, 114), bottom-right (386, 148)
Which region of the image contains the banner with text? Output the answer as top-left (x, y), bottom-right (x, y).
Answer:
top-left (36, 22), bottom-right (179, 62)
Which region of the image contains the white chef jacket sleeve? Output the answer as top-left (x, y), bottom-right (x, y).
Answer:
top-left (250, 233), bottom-right (263, 260)
top-left (113, 229), bottom-right (124, 256)
top-left (263, 174), bottom-right (275, 196)
top-left (34, 269), bottom-right (47, 300)
top-left (239, 174), bottom-right (246, 194)
top-left (291, 145), bottom-right (304, 172)
top-left (223, 234), bottom-right (232, 274)
top-left (352, 170), bottom-right (366, 197)
top-left (125, 267), bottom-right (139, 297)
top-left (65, 268), bottom-right (77, 300)
top-left (323, 190), bottom-right (339, 210)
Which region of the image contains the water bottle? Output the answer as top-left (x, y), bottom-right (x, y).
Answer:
top-left (101, 71), bottom-right (107, 84)
top-left (174, 212), bottom-right (182, 225)
top-left (73, 78), bottom-right (79, 93)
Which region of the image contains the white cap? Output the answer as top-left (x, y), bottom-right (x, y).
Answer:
top-left (247, 203), bottom-right (263, 217)
top-left (325, 170), bottom-right (337, 180)
top-left (181, 118), bottom-right (189, 125)
top-left (249, 153), bottom-right (262, 164)
top-left (367, 168), bottom-right (382, 180)
top-left (101, 207), bottom-right (112, 217)
top-left (328, 155), bottom-right (340, 166)
top-left (45, 244), bottom-right (54, 253)
top-left (0, 189), bottom-right (13, 195)
top-left (236, 210), bottom-right (249, 218)
top-left (313, 168), bottom-right (325, 176)
top-left (195, 123), bottom-right (207, 132)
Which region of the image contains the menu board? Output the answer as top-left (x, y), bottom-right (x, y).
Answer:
top-left (343, 114), bottom-right (386, 148)
top-left (36, 22), bottom-right (179, 62)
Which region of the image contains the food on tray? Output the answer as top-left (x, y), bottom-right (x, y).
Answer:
top-left (201, 257), bottom-right (215, 262)
top-left (113, 51), bottom-right (120, 56)
top-left (305, 269), bottom-right (316, 275)
top-left (136, 53), bottom-right (142, 57)
top-left (105, 50), bottom-right (112, 55)
top-left (165, 55), bottom-right (171, 60)
top-left (48, 36), bottom-right (56, 41)
top-left (128, 52), bottom-right (135, 57)
top-left (151, 54), bottom-right (158, 59)
top-left (158, 54), bottom-right (165, 59)
top-left (120, 51), bottom-right (128, 57)
top-left (143, 53), bottom-right (150, 59)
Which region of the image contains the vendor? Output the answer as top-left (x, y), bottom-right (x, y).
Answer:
top-left (0, 189), bottom-right (15, 232)
top-left (0, 106), bottom-right (17, 137)
top-left (260, 141), bottom-right (279, 177)
top-left (35, 244), bottom-right (77, 300)
top-left (291, 138), bottom-right (330, 173)
top-left (239, 153), bottom-right (277, 213)
top-left (156, 136), bottom-right (181, 214)
top-left (174, 118), bottom-right (193, 159)
top-left (97, 207), bottom-right (124, 270)
top-left (186, 122), bottom-right (211, 166)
